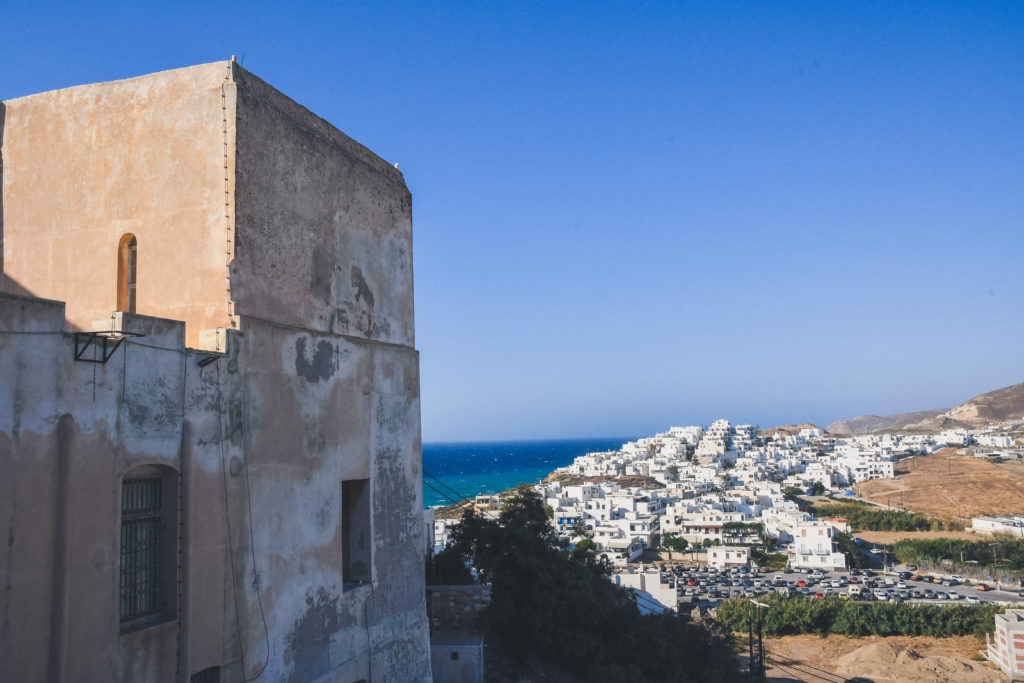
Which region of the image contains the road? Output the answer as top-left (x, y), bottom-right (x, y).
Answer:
top-left (671, 565), bottom-right (1023, 609)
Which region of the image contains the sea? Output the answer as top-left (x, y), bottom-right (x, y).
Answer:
top-left (422, 437), bottom-right (631, 508)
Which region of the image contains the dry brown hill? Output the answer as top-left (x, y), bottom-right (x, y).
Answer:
top-left (765, 635), bottom-right (1002, 683)
top-left (826, 409), bottom-right (948, 435)
top-left (855, 446), bottom-right (1024, 517)
top-left (827, 381), bottom-right (1024, 435)
top-left (761, 423), bottom-right (822, 437)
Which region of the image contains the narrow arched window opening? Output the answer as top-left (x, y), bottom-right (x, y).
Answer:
top-left (117, 234), bottom-right (138, 313)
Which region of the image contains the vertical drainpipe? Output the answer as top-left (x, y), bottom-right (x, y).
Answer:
top-left (47, 413), bottom-right (74, 683)
top-left (177, 420), bottom-right (193, 680)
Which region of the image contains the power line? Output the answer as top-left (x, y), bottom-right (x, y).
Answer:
top-left (764, 650), bottom-right (845, 683)
top-left (423, 470), bottom-right (501, 521)
top-left (423, 468), bottom-right (477, 504)
top-left (763, 656), bottom-right (815, 683)
top-left (423, 479), bottom-right (465, 508)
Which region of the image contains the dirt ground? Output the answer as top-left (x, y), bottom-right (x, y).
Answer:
top-left (856, 448), bottom-right (1024, 519)
top-left (762, 634), bottom-right (1006, 682)
top-left (855, 529), bottom-right (986, 545)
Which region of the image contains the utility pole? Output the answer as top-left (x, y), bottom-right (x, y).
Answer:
top-left (748, 599), bottom-right (767, 681)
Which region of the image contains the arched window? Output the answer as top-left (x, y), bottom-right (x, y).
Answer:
top-left (117, 234), bottom-right (138, 313)
top-left (120, 465), bottom-right (177, 630)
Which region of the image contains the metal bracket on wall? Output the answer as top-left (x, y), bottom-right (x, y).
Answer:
top-left (196, 354), bottom-right (221, 367)
top-left (73, 331), bottom-right (143, 363)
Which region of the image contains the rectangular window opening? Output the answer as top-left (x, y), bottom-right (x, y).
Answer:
top-left (190, 667), bottom-right (221, 683)
top-left (120, 477), bottom-right (162, 626)
top-left (342, 478), bottom-right (371, 588)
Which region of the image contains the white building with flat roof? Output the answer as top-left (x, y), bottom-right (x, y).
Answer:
top-left (987, 608), bottom-right (1024, 679)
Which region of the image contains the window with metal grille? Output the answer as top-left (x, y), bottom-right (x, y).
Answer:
top-left (120, 476), bottom-right (162, 625)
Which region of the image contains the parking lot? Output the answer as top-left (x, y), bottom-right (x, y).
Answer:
top-left (666, 564), bottom-right (1024, 609)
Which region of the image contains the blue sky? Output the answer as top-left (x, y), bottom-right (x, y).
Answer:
top-left (4, 2), bottom-right (1023, 441)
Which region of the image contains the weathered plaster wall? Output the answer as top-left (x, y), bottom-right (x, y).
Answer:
top-left (231, 66), bottom-right (415, 346)
top-left (0, 63), bottom-right (236, 348)
top-left (233, 316), bottom-right (430, 682)
top-left (0, 62), bottom-right (431, 682)
top-left (1, 100), bottom-right (5, 276)
top-left (1, 61), bottom-right (432, 679)
top-left (427, 585), bottom-right (492, 633)
top-left (0, 298), bottom-right (431, 682)
top-left (0, 297), bottom-right (198, 681)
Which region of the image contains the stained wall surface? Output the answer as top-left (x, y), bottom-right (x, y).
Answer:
top-left (231, 66), bottom-right (414, 346)
top-left (0, 62), bottom-right (431, 682)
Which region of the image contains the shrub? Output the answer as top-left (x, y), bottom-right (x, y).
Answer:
top-left (714, 595), bottom-right (1002, 641)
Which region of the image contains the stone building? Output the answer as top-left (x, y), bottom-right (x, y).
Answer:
top-left (0, 61), bottom-right (432, 681)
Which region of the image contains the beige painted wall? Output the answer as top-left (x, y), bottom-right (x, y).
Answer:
top-left (1, 61), bottom-right (415, 351)
top-left (1, 62), bottom-right (236, 348)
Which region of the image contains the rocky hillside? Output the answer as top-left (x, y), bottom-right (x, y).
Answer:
top-left (827, 381), bottom-right (1024, 435)
top-left (760, 423), bottom-right (822, 437)
top-left (826, 409), bottom-right (947, 435)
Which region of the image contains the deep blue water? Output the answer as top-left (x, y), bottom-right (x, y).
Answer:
top-left (422, 437), bottom-right (630, 507)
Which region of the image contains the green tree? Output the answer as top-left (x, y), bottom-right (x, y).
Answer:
top-left (568, 519), bottom-right (592, 540)
top-left (661, 532), bottom-right (689, 553)
top-left (835, 531), bottom-right (868, 569)
top-left (444, 486), bottom-right (744, 681)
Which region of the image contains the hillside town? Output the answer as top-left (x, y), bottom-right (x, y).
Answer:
top-left (434, 418), bottom-right (1024, 572)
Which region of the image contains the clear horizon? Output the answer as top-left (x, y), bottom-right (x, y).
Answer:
top-left (4, 2), bottom-right (1023, 442)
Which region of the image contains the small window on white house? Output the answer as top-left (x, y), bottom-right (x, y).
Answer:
top-left (342, 478), bottom-right (371, 588)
